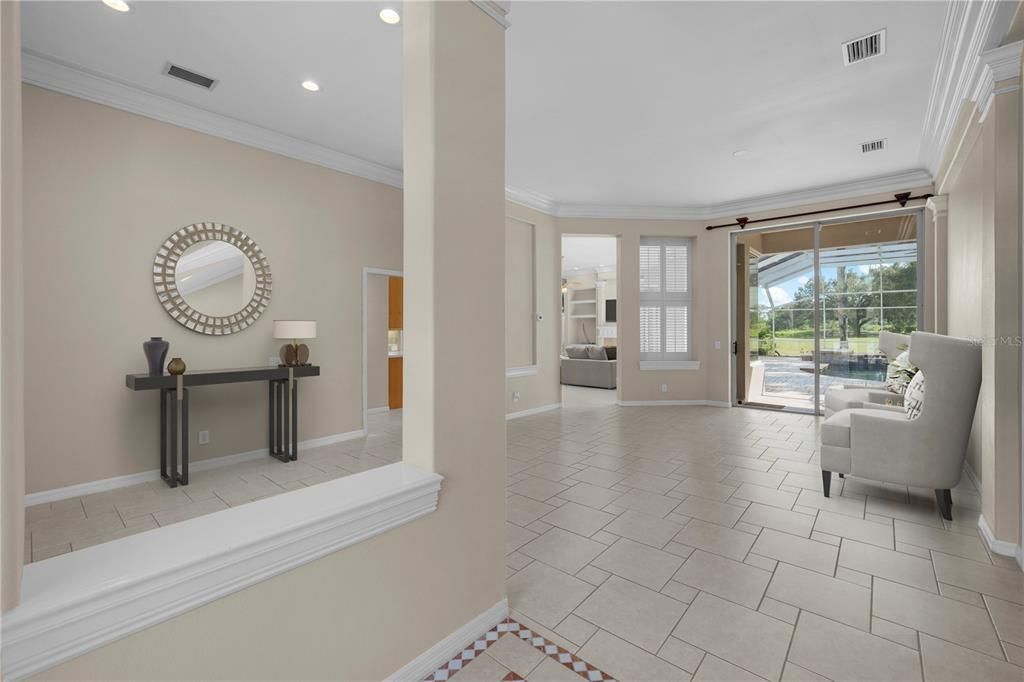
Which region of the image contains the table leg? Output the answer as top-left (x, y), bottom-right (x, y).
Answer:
top-left (180, 388), bottom-right (189, 485)
top-left (168, 389), bottom-right (178, 488)
top-left (160, 389), bottom-right (167, 481)
top-left (290, 378), bottom-right (298, 461)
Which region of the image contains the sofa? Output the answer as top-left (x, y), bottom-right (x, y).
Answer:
top-left (561, 344), bottom-right (616, 389)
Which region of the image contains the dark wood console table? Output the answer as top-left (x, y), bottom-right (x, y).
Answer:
top-left (126, 365), bottom-right (321, 487)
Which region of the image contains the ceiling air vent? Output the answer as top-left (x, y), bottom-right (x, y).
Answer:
top-left (861, 138), bottom-right (887, 154)
top-left (164, 63), bottom-right (217, 90)
top-left (842, 29), bottom-right (886, 66)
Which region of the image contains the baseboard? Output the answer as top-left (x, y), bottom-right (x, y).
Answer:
top-left (964, 462), bottom-right (982, 493)
top-left (617, 399), bottom-right (731, 407)
top-left (506, 403), bottom-right (562, 420)
top-left (977, 514), bottom-right (1020, 559)
top-left (387, 598), bottom-right (509, 681)
top-left (367, 406), bottom-right (391, 415)
top-left (24, 428), bottom-right (368, 506)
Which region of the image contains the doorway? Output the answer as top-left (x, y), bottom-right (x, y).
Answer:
top-left (732, 211), bottom-right (923, 415)
top-left (362, 267), bottom-right (403, 431)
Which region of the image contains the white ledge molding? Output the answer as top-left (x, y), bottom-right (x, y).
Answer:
top-left (1, 463), bottom-right (442, 681)
top-left (505, 365), bottom-right (539, 378)
top-left (639, 360), bottom-right (701, 371)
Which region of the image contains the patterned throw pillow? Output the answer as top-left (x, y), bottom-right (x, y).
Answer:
top-left (904, 370), bottom-right (925, 420)
top-left (885, 350), bottom-right (918, 395)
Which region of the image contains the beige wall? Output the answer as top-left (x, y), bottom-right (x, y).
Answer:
top-left (1, 0), bottom-right (25, 609)
top-left (367, 274), bottom-right (389, 410)
top-left (505, 203), bottom-right (561, 414)
top-left (505, 217), bottom-right (535, 368)
top-left (22, 85), bottom-right (403, 493)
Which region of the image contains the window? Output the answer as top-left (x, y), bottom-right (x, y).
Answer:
top-left (640, 237), bottom-right (692, 361)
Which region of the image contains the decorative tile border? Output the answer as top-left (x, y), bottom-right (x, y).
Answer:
top-left (426, 618), bottom-right (615, 682)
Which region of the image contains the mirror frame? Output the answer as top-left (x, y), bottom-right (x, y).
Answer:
top-left (153, 222), bottom-right (272, 335)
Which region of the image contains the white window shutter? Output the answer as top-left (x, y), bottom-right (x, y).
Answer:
top-left (639, 237), bottom-right (693, 361)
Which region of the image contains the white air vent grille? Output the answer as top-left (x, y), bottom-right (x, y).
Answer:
top-left (861, 138), bottom-right (887, 153)
top-left (164, 63), bottom-right (217, 90)
top-left (842, 30), bottom-right (886, 65)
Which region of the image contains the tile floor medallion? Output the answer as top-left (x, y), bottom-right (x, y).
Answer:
top-left (426, 618), bottom-right (615, 682)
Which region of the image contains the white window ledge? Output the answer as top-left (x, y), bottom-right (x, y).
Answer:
top-left (639, 361), bottom-right (701, 371)
top-left (506, 365), bottom-right (539, 378)
top-left (1, 463), bottom-right (442, 681)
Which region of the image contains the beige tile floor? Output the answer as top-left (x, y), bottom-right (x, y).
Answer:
top-left (24, 386), bottom-right (1024, 682)
top-left (24, 410), bottom-right (402, 564)
top-left (491, 386), bottom-right (1024, 682)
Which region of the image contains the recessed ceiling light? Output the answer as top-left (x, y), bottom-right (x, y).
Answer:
top-left (379, 8), bottom-right (400, 24)
top-left (599, 264), bottom-right (606, 267)
top-left (102, 0), bottom-right (131, 12)
top-left (732, 150), bottom-right (749, 158)
top-left (301, 80), bottom-right (320, 92)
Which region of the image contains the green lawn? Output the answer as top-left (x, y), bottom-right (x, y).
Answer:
top-left (765, 337), bottom-right (882, 357)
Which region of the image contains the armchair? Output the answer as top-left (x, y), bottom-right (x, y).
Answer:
top-left (820, 332), bottom-right (982, 520)
top-left (823, 331), bottom-right (910, 417)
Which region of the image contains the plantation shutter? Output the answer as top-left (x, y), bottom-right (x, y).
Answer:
top-left (639, 237), bottom-right (693, 361)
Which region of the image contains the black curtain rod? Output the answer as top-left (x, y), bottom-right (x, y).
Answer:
top-left (705, 192), bottom-right (934, 231)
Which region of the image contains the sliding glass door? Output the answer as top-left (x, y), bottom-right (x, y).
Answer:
top-left (733, 212), bottom-right (922, 415)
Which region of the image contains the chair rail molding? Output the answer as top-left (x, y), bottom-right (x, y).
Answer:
top-left (2, 464), bottom-right (442, 681)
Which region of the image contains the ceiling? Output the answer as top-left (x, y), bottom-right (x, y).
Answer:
top-left (562, 236), bottom-right (616, 276)
top-left (22, 1), bottom-right (949, 209)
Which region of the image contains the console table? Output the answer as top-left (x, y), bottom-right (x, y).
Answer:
top-left (126, 365), bottom-right (321, 487)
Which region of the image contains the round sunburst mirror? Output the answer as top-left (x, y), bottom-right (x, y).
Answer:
top-left (153, 222), bottom-right (272, 335)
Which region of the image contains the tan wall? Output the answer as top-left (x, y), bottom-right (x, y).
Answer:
top-left (367, 274), bottom-right (389, 410)
top-left (506, 217), bottom-right (535, 368)
top-left (1, 0), bottom-right (25, 609)
top-left (22, 85), bottom-right (403, 493)
top-left (505, 203), bottom-right (561, 414)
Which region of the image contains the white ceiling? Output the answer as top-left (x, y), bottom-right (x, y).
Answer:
top-left (22, 1), bottom-right (948, 209)
top-left (562, 236), bottom-right (616, 276)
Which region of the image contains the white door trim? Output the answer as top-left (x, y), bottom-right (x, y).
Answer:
top-left (363, 268), bottom-right (404, 433)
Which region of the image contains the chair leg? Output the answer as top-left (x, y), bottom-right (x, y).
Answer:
top-left (838, 473), bottom-right (845, 479)
top-left (935, 489), bottom-right (953, 521)
top-left (822, 470), bottom-right (832, 498)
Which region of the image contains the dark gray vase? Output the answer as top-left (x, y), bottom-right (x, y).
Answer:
top-left (143, 337), bottom-right (169, 376)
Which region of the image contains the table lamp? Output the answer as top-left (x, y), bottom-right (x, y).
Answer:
top-left (274, 320), bottom-right (317, 366)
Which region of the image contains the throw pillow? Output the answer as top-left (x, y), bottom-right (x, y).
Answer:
top-left (565, 345), bottom-right (590, 359)
top-left (885, 350), bottom-right (918, 395)
top-left (586, 345), bottom-right (609, 361)
top-left (904, 370), bottom-right (925, 420)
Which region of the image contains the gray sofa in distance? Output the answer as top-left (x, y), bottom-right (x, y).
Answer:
top-left (561, 344), bottom-right (616, 389)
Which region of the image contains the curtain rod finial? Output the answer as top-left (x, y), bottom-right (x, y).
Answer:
top-left (894, 192), bottom-right (911, 207)
top-left (736, 217), bottom-right (749, 228)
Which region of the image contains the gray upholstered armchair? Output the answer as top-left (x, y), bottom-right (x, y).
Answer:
top-left (820, 332), bottom-right (982, 520)
top-left (823, 331), bottom-right (910, 417)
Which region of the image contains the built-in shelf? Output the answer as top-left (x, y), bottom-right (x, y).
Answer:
top-left (569, 314), bottom-right (597, 319)
top-left (571, 299), bottom-right (597, 304)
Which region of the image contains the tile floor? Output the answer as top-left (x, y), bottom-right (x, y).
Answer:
top-left (24, 410), bottom-right (402, 563)
top-left (24, 385), bottom-right (1024, 682)
top-left (498, 386), bottom-right (1024, 681)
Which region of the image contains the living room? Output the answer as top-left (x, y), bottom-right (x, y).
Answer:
top-left (1, 1), bottom-right (1023, 680)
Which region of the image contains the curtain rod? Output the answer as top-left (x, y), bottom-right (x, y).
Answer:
top-left (705, 192), bottom-right (934, 231)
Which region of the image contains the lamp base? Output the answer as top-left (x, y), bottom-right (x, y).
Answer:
top-left (278, 343), bottom-right (311, 367)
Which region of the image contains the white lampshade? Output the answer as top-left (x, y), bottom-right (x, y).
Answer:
top-left (273, 320), bottom-right (317, 340)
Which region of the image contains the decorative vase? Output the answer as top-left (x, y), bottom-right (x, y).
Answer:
top-left (167, 357), bottom-right (187, 376)
top-left (143, 337), bottom-right (169, 376)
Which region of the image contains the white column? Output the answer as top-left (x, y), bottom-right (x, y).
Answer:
top-left (925, 195), bottom-right (948, 334)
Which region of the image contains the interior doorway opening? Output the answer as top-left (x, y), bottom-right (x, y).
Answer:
top-left (733, 211), bottom-right (923, 415)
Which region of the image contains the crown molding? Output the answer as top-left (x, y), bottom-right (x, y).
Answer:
top-left (973, 41), bottom-right (1023, 123)
top-left (25, 51), bottom-right (932, 224)
top-left (919, 0), bottom-right (1018, 175)
top-left (22, 51), bottom-right (404, 189)
top-left (548, 168), bottom-right (932, 222)
top-left (472, 1), bottom-right (510, 29)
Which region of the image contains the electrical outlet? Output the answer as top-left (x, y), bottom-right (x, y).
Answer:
top-left (512, 391), bottom-right (521, 403)
top-left (269, 356), bottom-right (279, 367)
top-left (714, 340), bottom-right (721, 350)
top-left (661, 384), bottom-right (668, 393)
top-left (198, 430), bottom-right (210, 445)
